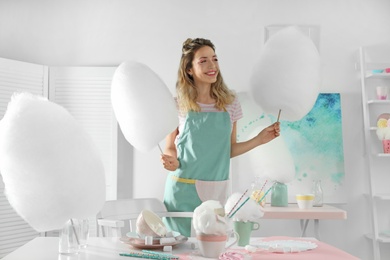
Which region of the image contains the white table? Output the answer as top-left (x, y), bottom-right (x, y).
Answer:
top-left (262, 204), bottom-right (347, 239)
top-left (2, 237), bottom-right (157, 260)
top-left (2, 236), bottom-right (359, 260)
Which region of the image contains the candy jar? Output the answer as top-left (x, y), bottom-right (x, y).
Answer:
top-left (250, 176), bottom-right (266, 206)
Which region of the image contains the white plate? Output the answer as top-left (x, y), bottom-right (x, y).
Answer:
top-left (120, 234), bottom-right (187, 249)
top-left (257, 239), bottom-right (318, 253)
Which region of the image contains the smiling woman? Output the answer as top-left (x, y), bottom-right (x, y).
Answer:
top-left (2, 1), bottom-right (390, 259)
top-left (160, 38), bottom-right (280, 237)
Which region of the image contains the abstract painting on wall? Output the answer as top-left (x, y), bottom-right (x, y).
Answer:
top-left (234, 92), bottom-right (346, 203)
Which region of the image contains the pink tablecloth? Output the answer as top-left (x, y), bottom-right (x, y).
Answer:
top-left (180, 236), bottom-right (360, 260)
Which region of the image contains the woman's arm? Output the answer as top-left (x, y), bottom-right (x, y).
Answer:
top-left (230, 121), bottom-right (280, 158)
top-left (161, 128), bottom-right (180, 171)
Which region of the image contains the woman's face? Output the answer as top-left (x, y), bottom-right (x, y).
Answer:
top-left (188, 46), bottom-right (219, 87)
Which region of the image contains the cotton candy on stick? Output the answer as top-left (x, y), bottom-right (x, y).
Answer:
top-left (242, 124), bottom-right (295, 184)
top-left (111, 61), bottom-right (178, 152)
top-left (0, 93), bottom-right (106, 232)
top-left (250, 26), bottom-right (321, 121)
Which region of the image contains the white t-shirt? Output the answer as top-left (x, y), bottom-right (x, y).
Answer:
top-left (175, 97), bottom-right (243, 143)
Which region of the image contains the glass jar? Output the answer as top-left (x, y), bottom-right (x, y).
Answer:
top-left (271, 182), bottom-right (288, 207)
top-left (250, 176), bottom-right (266, 206)
top-left (59, 219), bottom-right (80, 255)
top-left (312, 180), bottom-right (323, 207)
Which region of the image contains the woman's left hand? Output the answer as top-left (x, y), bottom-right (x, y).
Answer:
top-left (161, 154), bottom-right (180, 171)
top-left (257, 122), bottom-right (280, 145)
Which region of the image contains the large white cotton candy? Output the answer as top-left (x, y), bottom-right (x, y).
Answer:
top-left (247, 126), bottom-right (295, 183)
top-left (0, 93), bottom-right (106, 232)
top-left (250, 26), bottom-right (321, 121)
top-left (193, 200), bottom-right (227, 235)
top-left (225, 193), bottom-right (264, 222)
top-left (111, 61), bottom-right (178, 152)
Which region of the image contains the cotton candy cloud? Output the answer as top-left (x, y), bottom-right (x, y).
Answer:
top-left (250, 26), bottom-right (321, 121)
top-left (0, 93), bottom-right (106, 232)
top-left (111, 61), bottom-right (178, 152)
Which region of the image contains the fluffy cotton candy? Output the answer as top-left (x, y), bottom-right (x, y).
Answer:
top-left (247, 126), bottom-right (295, 183)
top-left (0, 93), bottom-right (106, 232)
top-left (250, 26), bottom-right (321, 121)
top-left (193, 200), bottom-right (227, 235)
top-left (225, 193), bottom-right (264, 222)
top-left (111, 61), bottom-right (178, 152)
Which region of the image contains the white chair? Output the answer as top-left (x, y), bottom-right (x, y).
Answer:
top-left (96, 198), bottom-right (194, 237)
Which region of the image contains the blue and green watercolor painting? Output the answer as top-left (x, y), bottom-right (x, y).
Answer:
top-left (236, 93), bottom-right (345, 203)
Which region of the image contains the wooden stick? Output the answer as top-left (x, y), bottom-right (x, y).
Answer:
top-left (277, 109), bottom-right (282, 122)
top-left (157, 144), bottom-right (163, 154)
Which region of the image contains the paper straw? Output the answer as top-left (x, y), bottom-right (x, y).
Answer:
top-left (228, 197), bottom-right (250, 219)
top-left (259, 180), bottom-right (268, 193)
top-left (259, 185), bottom-right (274, 203)
top-left (142, 250), bottom-right (179, 259)
top-left (70, 219), bottom-right (80, 245)
top-left (227, 189), bottom-right (248, 217)
top-left (119, 252), bottom-right (173, 260)
top-left (229, 182), bottom-right (275, 219)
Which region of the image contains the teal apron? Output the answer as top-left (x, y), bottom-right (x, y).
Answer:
top-left (163, 111), bottom-right (231, 237)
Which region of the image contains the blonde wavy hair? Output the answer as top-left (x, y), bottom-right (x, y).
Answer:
top-left (176, 38), bottom-right (235, 113)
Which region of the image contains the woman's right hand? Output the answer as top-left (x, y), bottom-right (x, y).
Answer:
top-left (161, 154), bottom-right (180, 171)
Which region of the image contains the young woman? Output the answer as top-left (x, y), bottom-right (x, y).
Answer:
top-left (160, 38), bottom-right (280, 236)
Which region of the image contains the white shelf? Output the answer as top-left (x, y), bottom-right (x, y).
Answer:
top-left (360, 46), bottom-right (390, 259)
top-left (365, 233), bottom-right (390, 243)
top-left (368, 100), bottom-right (390, 105)
top-left (376, 153), bottom-right (390, 157)
top-left (366, 72), bottom-right (390, 79)
top-left (373, 193), bottom-right (390, 200)
top-left (363, 193), bottom-right (390, 200)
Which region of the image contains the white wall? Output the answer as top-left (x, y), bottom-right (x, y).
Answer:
top-left (1, 0), bottom-right (390, 259)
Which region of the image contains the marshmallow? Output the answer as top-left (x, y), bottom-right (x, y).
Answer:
top-left (245, 245), bottom-right (257, 253)
top-left (163, 246), bottom-right (172, 252)
top-left (145, 236), bottom-right (153, 245)
top-left (160, 237), bottom-right (176, 245)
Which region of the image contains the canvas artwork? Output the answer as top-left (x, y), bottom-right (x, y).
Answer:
top-left (235, 92), bottom-right (346, 203)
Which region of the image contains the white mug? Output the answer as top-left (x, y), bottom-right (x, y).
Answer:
top-left (196, 231), bottom-right (239, 258)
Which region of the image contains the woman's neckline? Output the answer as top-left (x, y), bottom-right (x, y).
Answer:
top-left (197, 101), bottom-right (215, 106)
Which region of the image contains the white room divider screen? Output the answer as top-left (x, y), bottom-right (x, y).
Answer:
top-left (0, 58), bottom-right (118, 257)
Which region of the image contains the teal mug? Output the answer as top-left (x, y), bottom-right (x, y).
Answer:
top-left (233, 221), bottom-right (260, 246)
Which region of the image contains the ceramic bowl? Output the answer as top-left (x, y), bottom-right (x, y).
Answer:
top-left (136, 209), bottom-right (167, 237)
top-left (296, 194), bottom-right (314, 209)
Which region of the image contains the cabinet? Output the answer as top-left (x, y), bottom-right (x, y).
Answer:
top-left (359, 45), bottom-right (390, 260)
